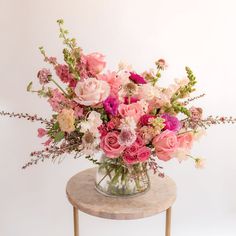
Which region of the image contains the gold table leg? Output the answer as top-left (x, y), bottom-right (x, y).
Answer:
top-left (73, 207), bottom-right (79, 236)
top-left (165, 207), bottom-right (171, 236)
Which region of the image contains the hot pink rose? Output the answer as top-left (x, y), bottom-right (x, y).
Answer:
top-left (74, 77), bottom-right (110, 106)
top-left (100, 131), bottom-right (125, 158)
top-left (84, 53), bottom-right (106, 75)
top-left (177, 132), bottom-right (194, 150)
top-left (152, 130), bottom-right (178, 161)
top-left (118, 103), bottom-right (144, 122)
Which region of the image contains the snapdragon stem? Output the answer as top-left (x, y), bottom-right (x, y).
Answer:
top-left (49, 78), bottom-right (68, 97)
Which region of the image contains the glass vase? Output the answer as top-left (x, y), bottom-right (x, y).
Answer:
top-left (95, 156), bottom-right (150, 197)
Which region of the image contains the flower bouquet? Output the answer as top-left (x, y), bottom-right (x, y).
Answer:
top-left (1, 19), bottom-right (236, 197)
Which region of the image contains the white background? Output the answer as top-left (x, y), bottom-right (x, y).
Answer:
top-left (1, 0), bottom-right (236, 235)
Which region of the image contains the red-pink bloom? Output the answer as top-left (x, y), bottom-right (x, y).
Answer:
top-left (177, 132), bottom-right (194, 150)
top-left (97, 71), bottom-right (121, 97)
top-left (98, 124), bottom-right (108, 137)
top-left (152, 130), bottom-right (178, 161)
top-left (55, 64), bottom-right (74, 84)
top-left (161, 114), bottom-right (181, 132)
top-left (100, 131), bottom-right (125, 158)
top-left (124, 96), bottom-right (139, 104)
top-left (123, 153), bottom-right (139, 164)
top-left (37, 128), bottom-right (47, 138)
top-left (103, 96), bottom-right (119, 116)
top-left (139, 114), bottom-right (156, 126)
top-left (129, 72), bottom-right (147, 84)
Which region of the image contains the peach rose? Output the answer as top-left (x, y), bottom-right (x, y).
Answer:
top-left (118, 103), bottom-right (144, 122)
top-left (177, 132), bottom-right (194, 150)
top-left (74, 77), bottom-right (110, 106)
top-left (100, 131), bottom-right (125, 158)
top-left (152, 130), bottom-right (178, 161)
top-left (57, 109), bottom-right (75, 133)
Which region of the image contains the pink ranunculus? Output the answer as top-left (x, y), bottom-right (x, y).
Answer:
top-left (118, 103), bottom-right (144, 122)
top-left (97, 71), bottom-right (121, 97)
top-left (152, 130), bottom-right (178, 161)
top-left (137, 146), bottom-right (151, 162)
top-left (100, 131), bottom-right (125, 158)
top-left (177, 132), bottom-right (194, 150)
top-left (84, 53), bottom-right (106, 75)
top-left (74, 77), bottom-right (110, 106)
top-left (37, 128), bottom-right (47, 138)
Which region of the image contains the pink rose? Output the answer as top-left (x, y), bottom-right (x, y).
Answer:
top-left (100, 131), bottom-right (125, 158)
top-left (118, 103), bottom-right (144, 122)
top-left (152, 130), bottom-right (178, 161)
top-left (123, 153), bottom-right (139, 164)
top-left (136, 146), bottom-right (151, 162)
top-left (74, 77), bottom-right (110, 106)
top-left (177, 132), bottom-right (194, 150)
top-left (84, 53), bottom-right (106, 75)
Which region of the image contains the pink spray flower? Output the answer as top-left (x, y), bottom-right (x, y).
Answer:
top-left (37, 68), bottom-right (51, 85)
top-left (37, 128), bottom-right (47, 138)
top-left (97, 71), bottom-right (121, 97)
top-left (55, 64), bottom-right (75, 85)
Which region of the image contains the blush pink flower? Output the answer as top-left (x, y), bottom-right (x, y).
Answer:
top-left (177, 132), bottom-right (194, 150)
top-left (37, 128), bottom-right (47, 138)
top-left (55, 64), bottom-right (74, 84)
top-left (118, 128), bottom-right (137, 146)
top-left (74, 77), bottom-right (110, 106)
top-left (97, 71), bottom-right (121, 97)
top-left (189, 107), bottom-right (203, 121)
top-left (48, 89), bottom-right (71, 112)
top-left (43, 138), bottom-right (52, 146)
top-left (83, 53), bottom-right (106, 76)
top-left (100, 131), bottom-right (125, 158)
top-left (118, 103), bottom-right (144, 122)
top-left (152, 130), bottom-right (178, 161)
top-left (37, 68), bottom-right (51, 85)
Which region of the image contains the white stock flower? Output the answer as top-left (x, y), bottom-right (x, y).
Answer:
top-left (120, 116), bottom-right (137, 132)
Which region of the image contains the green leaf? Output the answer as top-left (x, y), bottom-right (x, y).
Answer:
top-left (54, 131), bottom-right (64, 142)
top-left (26, 81), bottom-right (33, 92)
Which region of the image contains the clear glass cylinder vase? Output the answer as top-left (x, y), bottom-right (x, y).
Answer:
top-left (95, 156), bottom-right (150, 197)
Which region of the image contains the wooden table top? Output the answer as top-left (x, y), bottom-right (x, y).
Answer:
top-left (66, 167), bottom-right (177, 220)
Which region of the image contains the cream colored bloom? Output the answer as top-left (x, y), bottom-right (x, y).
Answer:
top-left (80, 111), bottom-right (102, 137)
top-left (57, 109), bottom-right (75, 133)
top-left (195, 158), bottom-right (206, 169)
top-left (193, 128), bottom-right (207, 141)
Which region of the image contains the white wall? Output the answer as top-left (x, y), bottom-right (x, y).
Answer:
top-left (1, 0), bottom-right (236, 235)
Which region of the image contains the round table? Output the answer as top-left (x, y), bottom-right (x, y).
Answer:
top-left (66, 168), bottom-right (176, 236)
